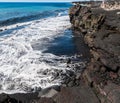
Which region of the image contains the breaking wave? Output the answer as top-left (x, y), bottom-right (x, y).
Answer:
top-left (0, 11), bottom-right (75, 94)
top-left (0, 9), bottom-right (68, 27)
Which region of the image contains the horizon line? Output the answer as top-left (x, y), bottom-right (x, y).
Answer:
top-left (0, 1), bottom-right (75, 2)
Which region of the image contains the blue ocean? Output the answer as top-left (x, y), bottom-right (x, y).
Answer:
top-left (0, 2), bottom-right (77, 94)
top-left (0, 2), bottom-right (72, 26)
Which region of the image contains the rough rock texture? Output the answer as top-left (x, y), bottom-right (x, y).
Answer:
top-left (101, 0), bottom-right (120, 10)
top-left (69, 4), bottom-right (120, 103)
top-left (53, 86), bottom-right (100, 103)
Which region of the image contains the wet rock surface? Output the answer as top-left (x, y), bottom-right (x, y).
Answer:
top-left (0, 56), bottom-right (89, 103)
top-left (69, 3), bottom-right (120, 103)
top-left (0, 94), bottom-right (20, 103)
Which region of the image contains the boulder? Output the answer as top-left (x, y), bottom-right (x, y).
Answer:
top-left (40, 89), bottom-right (58, 98)
top-left (38, 85), bottom-right (60, 98)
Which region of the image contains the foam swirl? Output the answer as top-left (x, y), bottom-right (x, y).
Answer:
top-left (0, 15), bottom-right (72, 94)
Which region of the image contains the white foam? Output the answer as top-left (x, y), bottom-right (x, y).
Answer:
top-left (0, 15), bottom-right (72, 94)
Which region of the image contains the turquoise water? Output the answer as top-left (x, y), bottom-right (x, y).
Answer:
top-left (0, 2), bottom-right (72, 26)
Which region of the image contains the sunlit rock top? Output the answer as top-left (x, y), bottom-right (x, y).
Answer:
top-left (101, 0), bottom-right (120, 10)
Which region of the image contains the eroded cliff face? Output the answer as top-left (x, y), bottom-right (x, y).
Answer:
top-left (69, 4), bottom-right (120, 103)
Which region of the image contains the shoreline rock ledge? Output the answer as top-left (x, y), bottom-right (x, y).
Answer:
top-left (69, 1), bottom-right (120, 103)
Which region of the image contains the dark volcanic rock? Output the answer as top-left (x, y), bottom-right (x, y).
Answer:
top-left (0, 94), bottom-right (19, 103)
top-left (69, 3), bottom-right (120, 83)
top-left (53, 86), bottom-right (100, 103)
top-left (33, 98), bottom-right (55, 103)
top-left (69, 3), bottom-right (120, 103)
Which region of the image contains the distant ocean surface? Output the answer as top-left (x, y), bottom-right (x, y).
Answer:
top-left (0, 2), bottom-right (76, 94)
top-left (0, 2), bottom-right (72, 26)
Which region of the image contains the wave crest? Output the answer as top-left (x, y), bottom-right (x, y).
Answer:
top-left (0, 9), bottom-right (68, 27)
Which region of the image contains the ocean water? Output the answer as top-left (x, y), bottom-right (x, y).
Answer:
top-left (0, 2), bottom-right (77, 94)
top-left (0, 2), bottom-right (71, 26)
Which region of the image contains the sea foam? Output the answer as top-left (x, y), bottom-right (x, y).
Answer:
top-left (0, 15), bottom-right (72, 94)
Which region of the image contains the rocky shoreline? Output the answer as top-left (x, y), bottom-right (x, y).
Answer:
top-left (0, 29), bottom-right (90, 103)
top-left (0, 43), bottom-right (89, 103)
top-left (69, 1), bottom-right (120, 103)
top-left (0, 1), bottom-right (120, 103)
